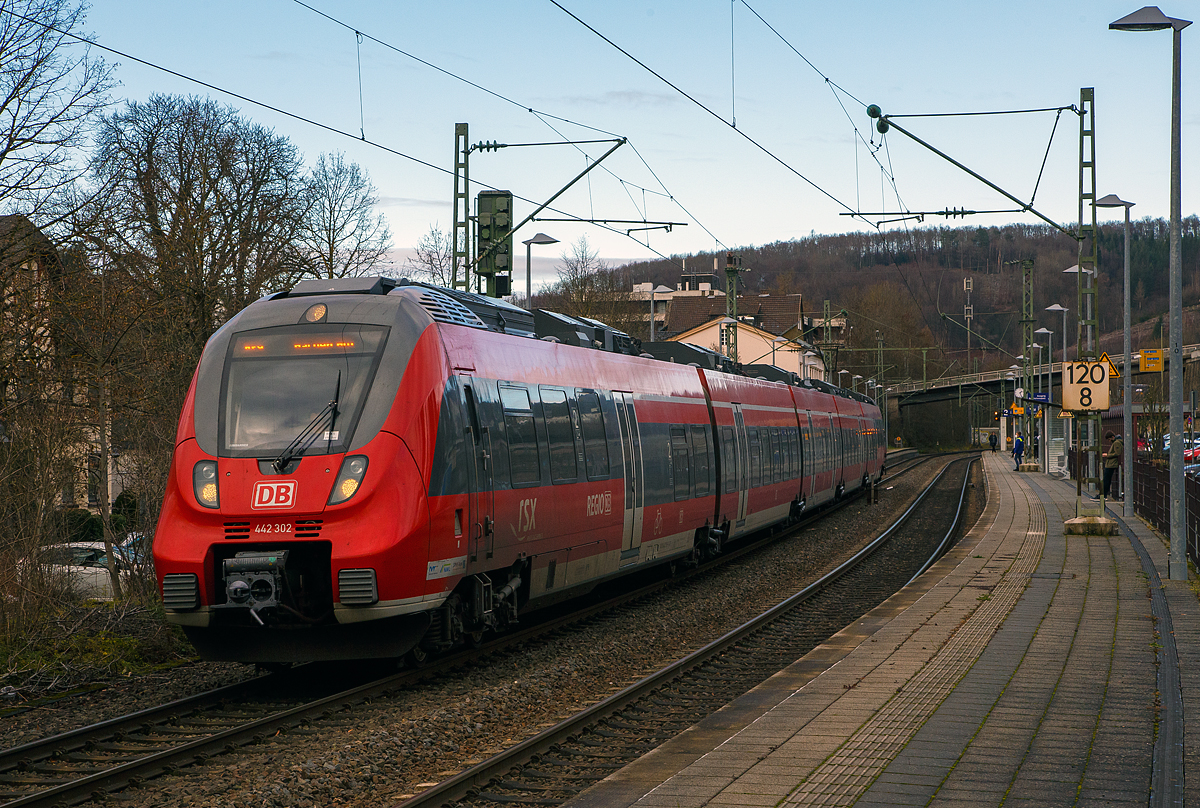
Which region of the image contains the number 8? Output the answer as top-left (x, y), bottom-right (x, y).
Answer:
top-left (1080, 387), bottom-right (1092, 408)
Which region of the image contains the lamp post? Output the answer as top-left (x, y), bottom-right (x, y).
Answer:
top-left (718, 316), bottom-right (737, 359)
top-left (852, 374), bottom-right (862, 393)
top-left (837, 369), bottom-right (848, 388)
top-left (1046, 303), bottom-right (1069, 362)
top-left (522, 233), bottom-right (559, 310)
top-left (1006, 372), bottom-right (1016, 449)
top-left (648, 284), bottom-right (672, 342)
top-left (1035, 328), bottom-right (1054, 472)
top-left (1111, 6), bottom-right (1189, 578)
top-left (771, 336), bottom-right (787, 366)
top-left (1096, 193), bottom-right (1135, 517)
top-left (803, 350), bottom-right (818, 381)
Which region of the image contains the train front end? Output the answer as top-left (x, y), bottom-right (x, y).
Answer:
top-left (153, 277), bottom-right (445, 663)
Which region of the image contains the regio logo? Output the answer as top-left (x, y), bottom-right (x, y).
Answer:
top-left (586, 491), bottom-right (612, 517)
top-left (252, 480), bottom-right (297, 509)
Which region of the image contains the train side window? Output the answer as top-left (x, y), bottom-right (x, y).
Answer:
top-left (500, 386), bottom-right (541, 486)
top-left (790, 428), bottom-right (800, 478)
top-left (670, 425), bottom-right (691, 501)
top-left (783, 427), bottom-right (792, 479)
top-left (690, 425), bottom-right (710, 497)
top-left (770, 428), bottom-right (782, 484)
top-left (748, 428), bottom-right (761, 488)
top-left (721, 427), bottom-right (736, 494)
top-left (541, 388), bottom-right (577, 484)
top-left (577, 391), bottom-right (610, 479)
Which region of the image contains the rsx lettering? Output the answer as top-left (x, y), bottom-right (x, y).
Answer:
top-left (518, 498), bottom-right (537, 533)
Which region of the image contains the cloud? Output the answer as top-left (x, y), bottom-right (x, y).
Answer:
top-left (378, 196), bottom-right (451, 209)
top-left (556, 90), bottom-right (679, 108)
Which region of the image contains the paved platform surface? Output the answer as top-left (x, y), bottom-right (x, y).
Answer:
top-left (566, 451), bottom-right (1198, 807)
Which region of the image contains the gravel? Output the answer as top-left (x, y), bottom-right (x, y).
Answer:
top-left (3, 455), bottom-right (970, 808)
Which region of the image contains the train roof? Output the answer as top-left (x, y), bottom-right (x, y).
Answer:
top-left (274, 276), bottom-right (876, 409)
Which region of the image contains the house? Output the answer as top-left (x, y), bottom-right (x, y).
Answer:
top-left (0, 214), bottom-right (125, 515)
top-left (666, 317), bottom-right (826, 381)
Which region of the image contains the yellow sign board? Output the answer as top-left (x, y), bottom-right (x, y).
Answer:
top-left (1058, 410), bottom-right (1074, 418)
top-left (1012, 406), bottom-right (1025, 415)
top-left (1141, 348), bottom-right (1163, 372)
top-left (1099, 352), bottom-right (1120, 378)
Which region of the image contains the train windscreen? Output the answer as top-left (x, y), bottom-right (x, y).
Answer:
top-left (219, 324), bottom-right (389, 457)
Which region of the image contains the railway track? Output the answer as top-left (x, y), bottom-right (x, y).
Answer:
top-left (0, 454), bottom-right (943, 808)
top-left (402, 454), bottom-right (979, 808)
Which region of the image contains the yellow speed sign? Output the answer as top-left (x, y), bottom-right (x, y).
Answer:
top-left (1062, 361), bottom-right (1111, 412)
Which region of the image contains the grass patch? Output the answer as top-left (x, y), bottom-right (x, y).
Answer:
top-left (2, 598), bottom-right (195, 698)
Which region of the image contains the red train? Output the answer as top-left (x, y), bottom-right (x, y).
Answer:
top-left (153, 277), bottom-right (885, 663)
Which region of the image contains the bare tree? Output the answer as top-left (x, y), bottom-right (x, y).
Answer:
top-left (297, 152), bottom-right (391, 279)
top-left (68, 95), bottom-right (312, 544)
top-left (404, 223), bottom-right (455, 286)
top-left (86, 95), bottom-right (309, 361)
top-left (0, 0), bottom-right (113, 221)
top-left (538, 235), bottom-right (640, 332)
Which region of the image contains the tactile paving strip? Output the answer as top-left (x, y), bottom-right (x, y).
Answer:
top-left (779, 460), bottom-right (1047, 807)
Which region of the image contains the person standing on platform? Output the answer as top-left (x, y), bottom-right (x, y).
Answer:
top-left (1103, 431), bottom-right (1124, 500)
top-left (1012, 432), bottom-right (1024, 471)
top-left (989, 432), bottom-right (998, 453)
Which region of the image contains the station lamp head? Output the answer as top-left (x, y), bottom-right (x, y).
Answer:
top-left (1110, 6), bottom-right (1190, 32)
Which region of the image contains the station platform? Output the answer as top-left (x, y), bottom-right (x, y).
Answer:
top-left (566, 451), bottom-right (1200, 807)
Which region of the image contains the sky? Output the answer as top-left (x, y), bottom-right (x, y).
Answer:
top-left (84, 1), bottom-right (1198, 291)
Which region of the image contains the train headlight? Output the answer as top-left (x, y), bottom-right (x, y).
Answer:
top-left (193, 460), bottom-right (219, 509)
top-left (328, 455), bottom-right (368, 505)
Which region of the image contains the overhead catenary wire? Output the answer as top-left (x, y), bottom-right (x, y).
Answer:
top-left (548, 0), bottom-right (872, 227)
top-left (288, 0), bottom-right (728, 250)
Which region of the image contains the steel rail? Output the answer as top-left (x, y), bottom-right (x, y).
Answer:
top-left (398, 456), bottom-right (967, 808)
top-left (1, 455), bottom-right (940, 808)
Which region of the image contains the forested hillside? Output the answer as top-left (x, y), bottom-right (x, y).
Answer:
top-left (616, 218), bottom-right (1200, 383)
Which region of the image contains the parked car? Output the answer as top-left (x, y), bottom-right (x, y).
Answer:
top-left (40, 542), bottom-right (133, 600)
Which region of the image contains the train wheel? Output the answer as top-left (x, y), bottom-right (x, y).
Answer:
top-left (835, 482), bottom-right (845, 500)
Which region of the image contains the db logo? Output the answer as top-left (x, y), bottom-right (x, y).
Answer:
top-left (252, 481), bottom-right (297, 509)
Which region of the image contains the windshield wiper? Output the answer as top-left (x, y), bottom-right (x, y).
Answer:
top-left (272, 372), bottom-right (341, 474)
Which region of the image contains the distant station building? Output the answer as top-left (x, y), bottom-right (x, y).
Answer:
top-left (634, 270), bottom-right (828, 381)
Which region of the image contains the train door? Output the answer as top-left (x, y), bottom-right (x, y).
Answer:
top-left (614, 392), bottom-right (644, 553)
top-left (801, 411), bottom-right (813, 494)
top-left (732, 403), bottom-right (749, 524)
top-left (463, 382), bottom-right (495, 562)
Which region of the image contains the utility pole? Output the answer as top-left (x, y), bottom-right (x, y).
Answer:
top-left (451, 123), bottom-right (471, 291)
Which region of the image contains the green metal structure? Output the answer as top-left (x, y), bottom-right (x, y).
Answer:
top-left (451, 123), bottom-right (471, 292)
top-left (1076, 88), bottom-right (1102, 517)
top-left (723, 253), bottom-right (745, 361)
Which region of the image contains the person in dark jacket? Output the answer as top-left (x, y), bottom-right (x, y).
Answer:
top-left (988, 432), bottom-right (998, 452)
top-left (1012, 432), bottom-right (1024, 471)
top-left (1103, 430), bottom-right (1124, 500)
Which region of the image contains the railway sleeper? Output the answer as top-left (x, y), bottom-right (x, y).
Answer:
top-left (497, 779), bottom-right (583, 793)
top-left (476, 790), bottom-right (562, 805)
top-left (522, 769), bottom-right (607, 782)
